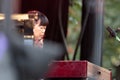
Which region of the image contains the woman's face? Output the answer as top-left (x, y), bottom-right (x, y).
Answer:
top-left (33, 19), bottom-right (46, 39)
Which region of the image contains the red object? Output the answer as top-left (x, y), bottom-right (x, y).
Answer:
top-left (46, 60), bottom-right (112, 80)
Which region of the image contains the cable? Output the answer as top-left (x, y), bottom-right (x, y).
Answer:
top-left (58, 0), bottom-right (70, 60)
top-left (72, 1), bottom-right (92, 60)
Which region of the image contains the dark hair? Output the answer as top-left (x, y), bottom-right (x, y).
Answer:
top-left (28, 10), bottom-right (49, 26)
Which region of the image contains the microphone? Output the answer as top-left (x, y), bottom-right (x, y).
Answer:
top-left (106, 26), bottom-right (116, 37)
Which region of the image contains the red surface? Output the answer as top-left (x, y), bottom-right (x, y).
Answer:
top-left (46, 60), bottom-right (88, 78)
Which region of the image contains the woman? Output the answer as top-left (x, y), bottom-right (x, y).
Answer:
top-left (28, 10), bottom-right (49, 48)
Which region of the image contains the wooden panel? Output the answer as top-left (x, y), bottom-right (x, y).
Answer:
top-left (46, 61), bottom-right (88, 78)
top-left (46, 60), bottom-right (112, 80)
top-left (87, 62), bottom-right (112, 80)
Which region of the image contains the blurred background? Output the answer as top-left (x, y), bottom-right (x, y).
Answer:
top-left (1, 0), bottom-right (120, 79)
top-left (67, 0), bottom-right (120, 79)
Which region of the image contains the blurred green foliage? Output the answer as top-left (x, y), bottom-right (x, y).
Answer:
top-left (67, 0), bottom-right (82, 59)
top-left (67, 0), bottom-right (120, 78)
top-left (104, 0), bottom-right (120, 78)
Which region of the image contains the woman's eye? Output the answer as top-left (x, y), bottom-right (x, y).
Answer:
top-left (42, 27), bottom-right (45, 29)
top-left (41, 27), bottom-right (46, 29)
